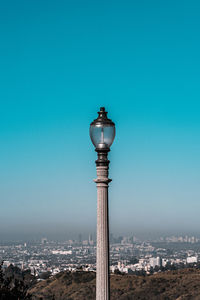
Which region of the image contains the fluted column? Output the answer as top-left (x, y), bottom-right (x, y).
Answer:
top-left (94, 165), bottom-right (111, 300)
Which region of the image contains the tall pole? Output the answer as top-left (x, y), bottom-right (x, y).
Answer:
top-left (89, 107), bottom-right (115, 300)
top-left (94, 152), bottom-right (111, 300)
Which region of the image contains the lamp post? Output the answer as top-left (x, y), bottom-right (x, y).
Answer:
top-left (90, 107), bottom-right (115, 300)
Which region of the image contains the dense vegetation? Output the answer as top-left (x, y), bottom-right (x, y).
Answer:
top-left (29, 268), bottom-right (200, 299)
top-left (0, 262), bottom-right (35, 299)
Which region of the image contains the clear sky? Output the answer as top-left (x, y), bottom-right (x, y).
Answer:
top-left (1, 0), bottom-right (200, 240)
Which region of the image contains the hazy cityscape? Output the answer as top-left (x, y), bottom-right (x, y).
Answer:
top-left (1, 234), bottom-right (200, 279)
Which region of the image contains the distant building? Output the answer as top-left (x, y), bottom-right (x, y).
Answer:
top-left (162, 258), bottom-right (168, 267)
top-left (149, 257), bottom-right (162, 268)
top-left (52, 250), bottom-right (72, 255)
top-left (82, 240), bottom-right (88, 246)
top-left (186, 256), bottom-right (197, 264)
top-left (41, 237), bottom-right (48, 244)
top-left (3, 261), bottom-right (11, 267)
top-left (78, 234), bottom-right (82, 243)
top-left (89, 234), bottom-right (94, 245)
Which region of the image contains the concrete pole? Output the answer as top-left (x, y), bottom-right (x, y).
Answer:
top-left (94, 165), bottom-right (111, 300)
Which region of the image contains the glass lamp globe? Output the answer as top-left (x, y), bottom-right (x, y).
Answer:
top-left (90, 107), bottom-right (115, 150)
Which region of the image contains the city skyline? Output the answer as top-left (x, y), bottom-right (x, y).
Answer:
top-left (1, 0), bottom-right (200, 240)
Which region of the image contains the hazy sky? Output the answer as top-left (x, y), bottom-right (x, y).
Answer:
top-left (1, 0), bottom-right (200, 240)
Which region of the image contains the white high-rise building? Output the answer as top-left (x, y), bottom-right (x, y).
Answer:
top-left (149, 257), bottom-right (162, 268)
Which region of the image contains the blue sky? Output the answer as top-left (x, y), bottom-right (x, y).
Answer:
top-left (0, 0), bottom-right (200, 239)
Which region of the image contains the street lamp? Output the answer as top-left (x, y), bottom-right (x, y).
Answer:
top-left (90, 107), bottom-right (115, 300)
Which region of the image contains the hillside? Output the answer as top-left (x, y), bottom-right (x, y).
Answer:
top-left (28, 268), bottom-right (200, 300)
